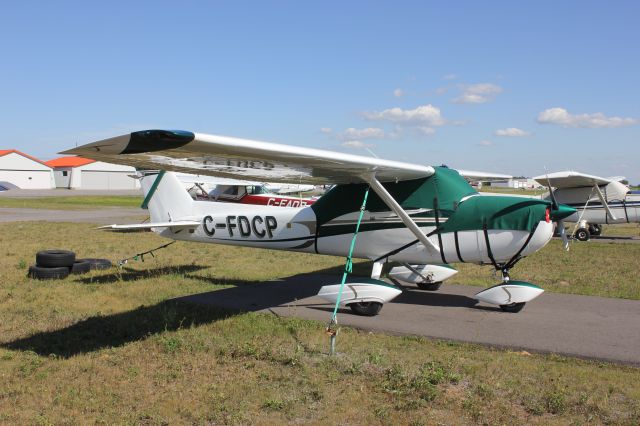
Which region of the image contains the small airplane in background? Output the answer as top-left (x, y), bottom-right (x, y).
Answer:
top-left (175, 173), bottom-right (317, 207)
top-left (264, 182), bottom-right (316, 195)
top-left (533, 171), bottom-right (640, 241)
top-left (62, 130), bottom-right (575, 315)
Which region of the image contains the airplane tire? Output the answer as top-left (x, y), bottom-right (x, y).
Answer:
top-left (77, 258), bottom-right (112, 270)
top-left (416, 281), bottom-right (442, 291)
top-left (71, 260), bottom-right (92, 274)
top-left (499, 302), bottom-right (526, 313)
top-left (36, 250), bottom-right (75, 268)
top-left (575, 228), bottom-right (590, 242)
top-left (28, 265), bottom-right (70, 280)
top-left (349, 302), bottom-right (383, 316)
top-left (589, 224), bottom-right (602, 236)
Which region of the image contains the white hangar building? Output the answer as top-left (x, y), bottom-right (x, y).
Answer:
top-left (0, 149), bottom-right (55, 189)
top-left (46, 157), bottom-right (140, 190)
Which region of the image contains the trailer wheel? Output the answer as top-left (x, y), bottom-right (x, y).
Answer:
top-left (499, 302), bottom-right (525, 313)
top-left (36, 250), bottom-right (75, 268)
top-left (575, 228), bottom-right (590, 241)
top-left (349, 302), bottom-right (383, 316)
top-left (416, 281), bottom-right (442, 291)
top-left (28, 265), bottom-right (70, 280)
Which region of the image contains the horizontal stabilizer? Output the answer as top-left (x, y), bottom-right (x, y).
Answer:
top-left (98, 221), bottom-right (200, 232)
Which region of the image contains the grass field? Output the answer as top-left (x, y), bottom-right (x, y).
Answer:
top-left (0, 196), bottom-right (142, 210)
top-left (1, 221), bottom-right (639, 424)
top-left (479, 187), bottom-right (547, 196)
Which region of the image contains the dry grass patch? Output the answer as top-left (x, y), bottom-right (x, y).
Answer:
top-left (0, 221), bottom-right (639, 424)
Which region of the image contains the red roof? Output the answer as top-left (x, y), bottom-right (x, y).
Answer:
top-left (0, 149), bottom-right (50, 167)
top-left (45, 156), bottom-right (96, 168)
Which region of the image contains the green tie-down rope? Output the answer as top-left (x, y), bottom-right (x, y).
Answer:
top-left (329, 185), bottom-right (370, 325)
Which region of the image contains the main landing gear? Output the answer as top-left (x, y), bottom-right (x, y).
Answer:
top-left (474, 268), bottom-right (544, 313)
top-left (574, 222), bottom-right (602, 242)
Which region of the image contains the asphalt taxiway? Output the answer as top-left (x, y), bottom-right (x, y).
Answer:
top-left (178, 274), bottom-right (640, 366)
top-left (0, 207), bottom-right (144, 225)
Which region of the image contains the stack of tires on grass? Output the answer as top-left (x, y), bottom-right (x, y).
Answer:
top-left (28, 249), bottom-right (112, 280)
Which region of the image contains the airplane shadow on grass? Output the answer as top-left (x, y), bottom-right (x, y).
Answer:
top-left (2, 264), bottom-right (483, 358)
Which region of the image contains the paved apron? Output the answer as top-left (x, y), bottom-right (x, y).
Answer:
top-left (178, 274), bottom-right (640, 366)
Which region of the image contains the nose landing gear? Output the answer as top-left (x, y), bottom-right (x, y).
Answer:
top-left (474, 267), bottom-right (544, 313)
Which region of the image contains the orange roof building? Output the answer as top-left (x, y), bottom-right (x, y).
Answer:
top-left (45, 156), bottom-right (139, 190)
top-left (45, 156), bottom-right (96, 168)
top-left (0, 149), bottom-right (55, 189)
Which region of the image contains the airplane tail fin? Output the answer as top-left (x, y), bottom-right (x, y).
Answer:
top-left (139, 171), bottom-right (194, 223)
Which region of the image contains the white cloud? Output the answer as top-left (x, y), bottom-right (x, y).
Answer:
top-left (415, 126), bottom-right (436, 136)
top-left (320, 127), bottom-right (333, 134)
top-left (393, 88), bottom-right (405, 98)
top-left (338, 127), bottom-right (388, 141)
top-left (444, 74), bottom-right (457, 80)
top-left (453, 83), bottom-right (503, 104)
top-left (537, 107), bottom-right (639, 128)
top-left (494, 127), bottom-right (531, 137)
top-left (478, 140), bottom-right (493, 147)
top-left (434, 87), bottom-right (448, 95)
top-left (341, 140), bottom-right (373, 149)
top-left (363, 104), bottom-right (446, 126)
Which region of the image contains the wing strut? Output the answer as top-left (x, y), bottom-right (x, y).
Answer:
top-left (364, 175), bottom-right (440, 255)
top-left (593, 184), bottom-right (617, 221)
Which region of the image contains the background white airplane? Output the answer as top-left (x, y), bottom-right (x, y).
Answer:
top-left (533, 171), bottom-right (640, 241)
top-left (63, 130), bottom-right (575, 315)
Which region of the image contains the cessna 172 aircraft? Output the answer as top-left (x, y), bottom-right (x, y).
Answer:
top-left (533, 171), bottom-right (640, 241)
top-left (62, 130), bottom-right (575, 315)
top-left (176, 174), bottom-right (317, 207)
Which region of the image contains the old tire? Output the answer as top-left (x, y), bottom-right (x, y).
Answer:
top-left (71, 260), bottom-right (92, 274)
top-left (77, 258), bottom-right (112, 270)
top-left (416, 281), bottom-right (442, 291)
top-left (575, 228), bottom-right (590, 242)
top-left (36, 250), bottom-right (75, 268)
top-left (28, 265), bottom-right (70, 280)
top-left (499, 302), bottom-right (526, 313)
top-left (348, 302), bottom-right (383, 316)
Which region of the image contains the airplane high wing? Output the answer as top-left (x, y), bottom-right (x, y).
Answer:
top-left (457, 169), bottom-right (512, 182)
top-left (532, 171), bottom-right (619, 189)
top-left (61, 130), bottom-right (434, 184)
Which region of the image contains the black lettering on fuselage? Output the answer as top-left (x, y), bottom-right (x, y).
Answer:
top-left (226, 216), bottom-right (237, 237)
top-left (203, 216), bottom-right (215, 236)
top-left (204, 215), bottom-right (277, 239)
top-left (251, 216), bottom-right (266, 238)
top-left (265, 216), bottom-right (277, 238)
top-left (238, 216), bottom-right (251, 237)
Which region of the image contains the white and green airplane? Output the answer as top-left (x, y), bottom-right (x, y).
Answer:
top-left (63, 130), bottom-right (575, 315)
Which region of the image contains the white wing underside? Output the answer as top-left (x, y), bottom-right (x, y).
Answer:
top-left (457, 169), bottom-right (512, 181)
top-left (62, 131), bottom-right (434, 184)
top-left (532, 171), bottom-right (624, 188)
top-left (98, 221), bottom-right (200, 232)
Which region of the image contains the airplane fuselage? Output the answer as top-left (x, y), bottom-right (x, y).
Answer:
top-left (559, 192), bottom-right (640, 225)
top-left (159, 197), bottom-right (555, 267)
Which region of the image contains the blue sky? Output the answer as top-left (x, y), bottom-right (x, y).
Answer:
top-left (1, 1), bottom-right (639, 182)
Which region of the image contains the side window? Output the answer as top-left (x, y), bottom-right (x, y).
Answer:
top-left (223, 186), bottom-right (238, 195)
top-left (62, 171), bottom-right (68, 177)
